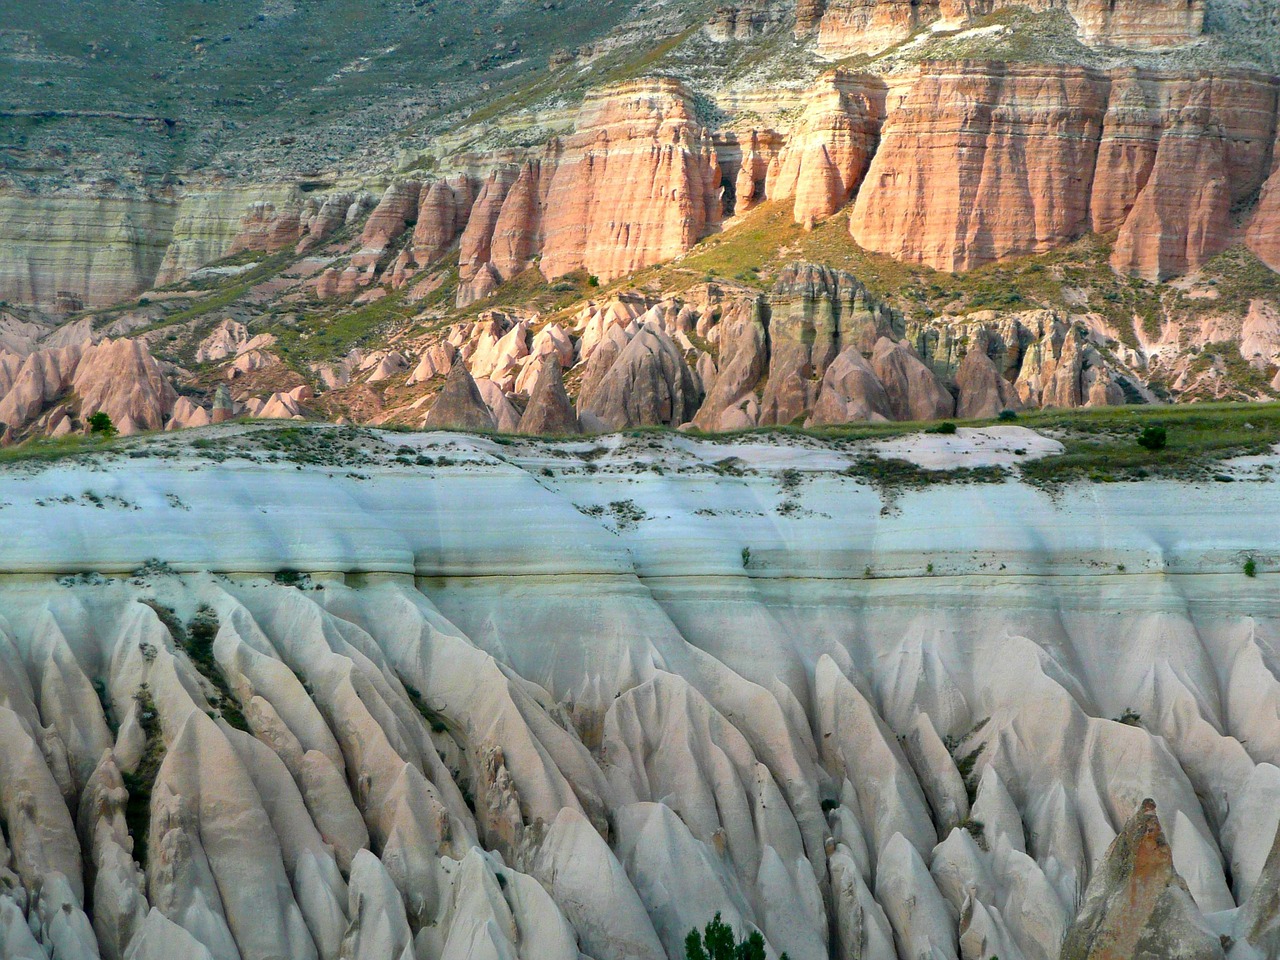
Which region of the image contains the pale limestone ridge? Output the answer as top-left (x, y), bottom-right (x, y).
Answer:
top-left (0, 429), bottom-right (1277, 959)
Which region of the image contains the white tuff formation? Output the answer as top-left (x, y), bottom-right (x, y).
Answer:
top-left (0, 425), bottom-right (1277, 960)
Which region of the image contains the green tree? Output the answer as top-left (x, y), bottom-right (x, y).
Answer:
top-left (87, 411), bottom-right (117, 437)
top-left (685, 914), bottom-right (785, 960)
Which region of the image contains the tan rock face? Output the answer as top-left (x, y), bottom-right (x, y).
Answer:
top-left (804, 0), bottom-right (1204, 55)
top-left (1061, 799), bottom-right (1226, 960)
top-left (765, 71), bottom-right (886, 226)
top-left (852, 63), bottom-right (1279, 278)
top-left (541, 79), bottom-right (723, 282)
top-left (852, 62), bottom-right (1111, 272)
top-left (0, 338), bottom-right (177, 438)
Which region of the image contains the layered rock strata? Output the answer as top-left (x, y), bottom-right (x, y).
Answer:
top-left (799, 0), bottom-right (1206, 57)
top-left (0, 431), bottom-right (1278, 959)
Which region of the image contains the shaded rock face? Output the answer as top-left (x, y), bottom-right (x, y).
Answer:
top-left (0, 193), bottom-right (177, 311)
top-left (1061, 799), bottom-right (1226, 960)
top-left (422, 361), bottom-right (497, 431)
top-left (955, 329), bottom-right (1023, 418)
top-left (870, 337), bottom-right (954, 421)
top-left (765, 71), bottom-right (886, 226)
top-left (1013, 314), bottom-right (1126, 409)
top-left (760, 263), bottom-right (898, 425)
top-left (518, 358), bottom-right (580, 435)
top-left (577, 322), bottom-right (702, 430)
top-left (807, 347), bottom-right (894, 424)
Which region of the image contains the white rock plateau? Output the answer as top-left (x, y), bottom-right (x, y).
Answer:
top-left (0, 424), bottom-right (1278, 960)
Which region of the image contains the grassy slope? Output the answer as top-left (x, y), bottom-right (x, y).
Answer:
top-left (6, 403), bottom-right (1280, 490)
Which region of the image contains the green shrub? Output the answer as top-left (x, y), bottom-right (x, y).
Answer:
top-left (1245, 557), bottom-right (1258, 578)
top-left (88, 411), bottom-right (117, 437)
top-left (685, 913), bottom-right (786, 960)
top-left (931, 421), bottom-right (958, 435)
top-left (997, 409), bottom-right (1018, 422)
top-left (1136, 425), bottom-right (1167, 451)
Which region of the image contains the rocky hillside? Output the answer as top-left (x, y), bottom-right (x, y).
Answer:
top-left (0, 425), bottom-right (1279, 959)
top-left (0, 0), bottom-right (1278, 441)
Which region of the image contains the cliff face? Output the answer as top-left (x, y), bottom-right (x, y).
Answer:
top-left (456, 79), bottom-right (724, 305)
top-left (764, 71), bottom-right (886, 227)
top-left (1106, 71), bottom-right (1278, 280)
top-left (851, 63), bottom-right (1279, 277)
top-left (0, 192), bottom-right (177, 311)
top-left (801, 0), bottom-right (1205, 56)
top-left (0, 432), bottom-right (1278, 960)
top-left (851, 62), bottom-right (1111, 272)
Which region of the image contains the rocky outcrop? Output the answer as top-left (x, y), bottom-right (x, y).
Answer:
top-left (853, 63), bottom-right (1279, 278)
top-left (870, 337), bottom-right (954, 420)
top-left (518, 358), bottom-right (580, 435)
top-left (0, 338), bottom-right (177, 438)
top-left (155, 184), bottom-right (314, 287)
top-left (852, 62), bottom-right (1111, 272)
top-left (1013, 314), bottom-right (1125, 408)
top-left (422, 361), bottom-right (497, 431)
top-left (456, 79), bottom-right (723, 306)
top-left (577, 322), bottom-right (702, 430)
top-left (760, 263), bottom-right (897, 425)
top-left (1108, 72), bottom-right (1278, 280)
top-left (414, 177), bottom-right (477, 266)
top-left (955, 329), bottom-right (1022, 418)
top-left (691, 295), bottom-right (769, 431)
top-left (1061, 800), bottom-right (1226, 960)
top-left (0, 191), bottom-right (177, 310)
top-left (808, 347), bottom-right (894, 424)
top-left (765, 71), bottom-right (885, 226)
top-left (803, 0), bottom-right (1205, 56)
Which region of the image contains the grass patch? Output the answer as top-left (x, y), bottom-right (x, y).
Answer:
top-left (1017, 402), bottom-right (1280, 485)
top-left (121, 683), bottom-right (164, 869)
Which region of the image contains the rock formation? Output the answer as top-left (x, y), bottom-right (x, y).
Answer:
top-left (0, 429), bottom-right (1275, 959)
top-left (764, 71), bottom-right (885, 226)
top-left (852, 62), bottom-right (1111, 272)
top-left (760, 263), bottom-right (897, 425)
top-left (422, 361), bottom-right (497, 431)
top-left (577, 322), bottom-right (702, 430)
top-left (517, 358), bottom-right (580, 435)
top-left (1061, 800), bottom-right (1226, 960)
top-left (801, 0), bottom-right (1206, 56)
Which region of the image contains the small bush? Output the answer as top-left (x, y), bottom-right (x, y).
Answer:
top-left (741, 546), bottom-right (751, 569)
top-left (88, 411), bottom-right (117, 437)
top-left (685, 913), bottom-right (786, 960)
top-left (1115, 707), bottom-right (1142, 726)
top-left (587, 275), bottom-right (600, 287)
top-left (931, 421), bottom-right (958, 435)
top-left (1136, 425), bottom-right (1167, 451)
top-left (997, 409), bottom-right (1018, 422)
top-left (1244, 556), bottom-right (1258, 578)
